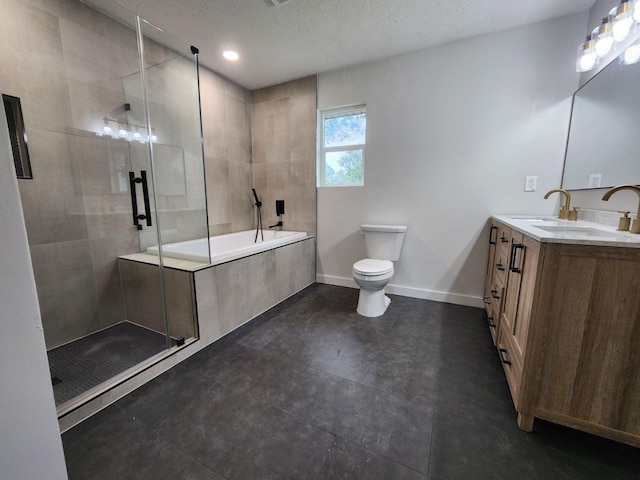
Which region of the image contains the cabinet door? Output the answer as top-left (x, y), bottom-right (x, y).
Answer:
top-left (535, 244), bottom-right (640, 441)
top-left (499, 233), bottom-right (540, 406)
top-left (502, 233), bottom-right (539, 358)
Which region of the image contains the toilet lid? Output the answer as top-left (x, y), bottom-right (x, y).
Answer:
top-left (353, 259), bottom-right (393, 275)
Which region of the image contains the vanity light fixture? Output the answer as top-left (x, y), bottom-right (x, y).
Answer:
top-left (223, 50), bottom-right (239, 61)
top-left (576, 0), bottom-right (640, 71)
top-left (96, 116), bottom-right (158, 143)
top-left (576, 34), bottom-right (599, 72)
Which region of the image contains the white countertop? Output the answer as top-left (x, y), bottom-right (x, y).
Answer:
top-left (492, 215), bottom-right (640, 248)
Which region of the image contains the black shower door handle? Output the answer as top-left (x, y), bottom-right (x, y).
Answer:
top-left (129, 170), bottom-right (152, 230)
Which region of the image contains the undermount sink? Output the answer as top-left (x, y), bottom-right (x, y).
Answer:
top-left (507, 216), bottom-right (553, 222)
top-left (534, 225), bottom-right (625, 239)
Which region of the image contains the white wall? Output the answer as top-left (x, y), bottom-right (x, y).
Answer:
top-left (0, 87), bottom-right (68, 478)
top-left (317, 13), bottom-right (587, 307)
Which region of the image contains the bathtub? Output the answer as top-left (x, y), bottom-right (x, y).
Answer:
top-left (146, 229), bottom-right (308, 264)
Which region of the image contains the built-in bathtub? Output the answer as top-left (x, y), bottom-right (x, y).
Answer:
top-left (84, 232), bottom-right (314, 433)
top-left (146, 229), bottom-right (308, 264)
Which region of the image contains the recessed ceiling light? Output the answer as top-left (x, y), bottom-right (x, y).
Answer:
top-left (223, 50), bottom-right (239, 61)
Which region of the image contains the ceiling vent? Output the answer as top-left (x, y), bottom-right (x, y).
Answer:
top-left (270, 0), bottom-right (295, 6)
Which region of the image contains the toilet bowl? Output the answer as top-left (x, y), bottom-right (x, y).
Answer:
top-left (353, 259), bottom-right (394, 317)
top-left (352, 225), bottom-right (407, 317)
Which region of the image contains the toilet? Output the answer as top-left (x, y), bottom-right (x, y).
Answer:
top-left (353, 224), bottom-right (407, 317)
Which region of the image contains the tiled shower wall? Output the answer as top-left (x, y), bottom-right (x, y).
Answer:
top-left (2, 0), bottom-right (318, 350)
top-left (199, 73), bottom-right (318, 237)
top-left (252, 76), bottom-right (318, 237)
top-left (200, 70), bottom-right (254, 235)
top-left (0, 0), bottom-right (206, 348)
top-left (0, 0), bottom-right (142, 349)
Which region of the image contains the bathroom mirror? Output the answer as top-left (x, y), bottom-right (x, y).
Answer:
top-left (561, 51), bottom-right (640, 190)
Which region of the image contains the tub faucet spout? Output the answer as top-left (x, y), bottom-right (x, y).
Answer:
top-left (269, 221), bottom-right (283, 228)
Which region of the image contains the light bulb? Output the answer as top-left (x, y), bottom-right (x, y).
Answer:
top-left (576, 35), bottom-right (599, 72)
top-left (103, 125), bottom-right (112, 134)
top-left (580, 52), bottom-right (598, 71)
top-left (119, 128), bottom-right (127, 136)
top-left (133, 131), bottom-right (141, 139)
top-left (593, 18), bottom-right (614, 57)
top-left (151, 134), bottom-right (158, 142)
top-left (595, 36), bottom-right (614, 56)
top-left (623, 43), bottom-right (640, 64)
top-left (610, 1), bottom-right (634, 42)
top-left (612, 17), bottom-right (633, 41)
top-left (223, 50), bottom-right (239, 61)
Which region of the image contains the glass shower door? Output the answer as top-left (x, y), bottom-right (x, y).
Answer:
top-left (135, 18), bottom-right (209, 344)
top-left (19, 1), bottom-right (174, 409)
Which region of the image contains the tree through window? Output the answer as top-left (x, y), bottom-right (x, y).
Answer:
top-left (318, 106), bottom-right (366, 187)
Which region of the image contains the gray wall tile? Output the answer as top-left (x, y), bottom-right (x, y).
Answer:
top-left (251, 76), bottom-right (317, 237)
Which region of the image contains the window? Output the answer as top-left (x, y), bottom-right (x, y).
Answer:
top-left (318, 105), bottom-right (366, 187)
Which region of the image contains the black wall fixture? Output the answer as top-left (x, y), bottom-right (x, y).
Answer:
top-left (2, 94), bottom-right (32, 179)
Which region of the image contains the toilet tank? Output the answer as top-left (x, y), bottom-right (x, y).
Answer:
top-left (361, 224), bottom-right (407, 261)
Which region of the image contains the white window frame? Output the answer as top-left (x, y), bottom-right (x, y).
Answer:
top-left (317, 105), bottom-right (366, 187)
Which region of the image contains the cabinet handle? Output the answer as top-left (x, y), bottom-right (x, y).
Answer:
top-left (483, 296), bottom-right (490, 305)
top-left (496, 261), bottom-right (505, 271)
top-left (489, 226), bottom-right (498, 245)
top-left (491, 289), bottom-right (500, 300)
top-left (500, 234), bottom-right (509, 244)
top-left (499, 348), bottom-right (512, 365)
top-left (509, 243), bottom-right (524, 273)
top-left (488, 316), bottom-right (496, 328)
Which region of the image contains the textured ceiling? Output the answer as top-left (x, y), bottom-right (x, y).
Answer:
top-left (85, 0), bottom-right (597, 90)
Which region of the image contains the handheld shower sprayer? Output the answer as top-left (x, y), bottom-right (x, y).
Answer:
top-left (252, 188), bottom-right (264, 242)
top-left (251, 188), bottom-right (262, 207)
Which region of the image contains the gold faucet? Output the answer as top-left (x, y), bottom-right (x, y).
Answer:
top-left (544, 189), bottom-right (572, 220)
top-left (602, 184), bottom-right (640, 234)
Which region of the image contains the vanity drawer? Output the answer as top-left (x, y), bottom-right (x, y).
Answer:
top-left (486, 303), bottom-right (498, 345)
top-left (489, 278), bottom-right (504, 321)
top-left (497, 325), bottom-right (523, 408)
top-left (496, 224), bottom-right (511, 255)
top-left (483, 284), bottom-right (492, 316)
top-left (493, 248), bottom-right (508, 285)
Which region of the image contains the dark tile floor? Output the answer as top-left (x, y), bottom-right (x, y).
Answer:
top-left (62, 284), bottom-right (640, 480)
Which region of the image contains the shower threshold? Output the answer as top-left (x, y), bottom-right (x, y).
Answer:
top-left (48, 322), bottom-right (173, 408)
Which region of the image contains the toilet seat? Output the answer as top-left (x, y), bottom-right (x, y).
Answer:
top-left (353, 258), bottom-right (393, 276)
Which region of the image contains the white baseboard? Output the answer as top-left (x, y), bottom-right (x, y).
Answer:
top-left (316, 274), bottom-right (484, 309)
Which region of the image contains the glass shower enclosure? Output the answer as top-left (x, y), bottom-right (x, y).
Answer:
top-left (2, 0), bottom-right (208, 412)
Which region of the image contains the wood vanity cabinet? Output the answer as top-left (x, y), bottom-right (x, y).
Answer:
top-left (484, 219), bottom-right (640, 447)
top-left (484, 222), bottom-right (510, 345)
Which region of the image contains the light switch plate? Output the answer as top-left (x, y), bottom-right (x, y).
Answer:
top-left (525, 176), bottom-right (537, 192)
top-left (587, 173), bottom-right (602, 188)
